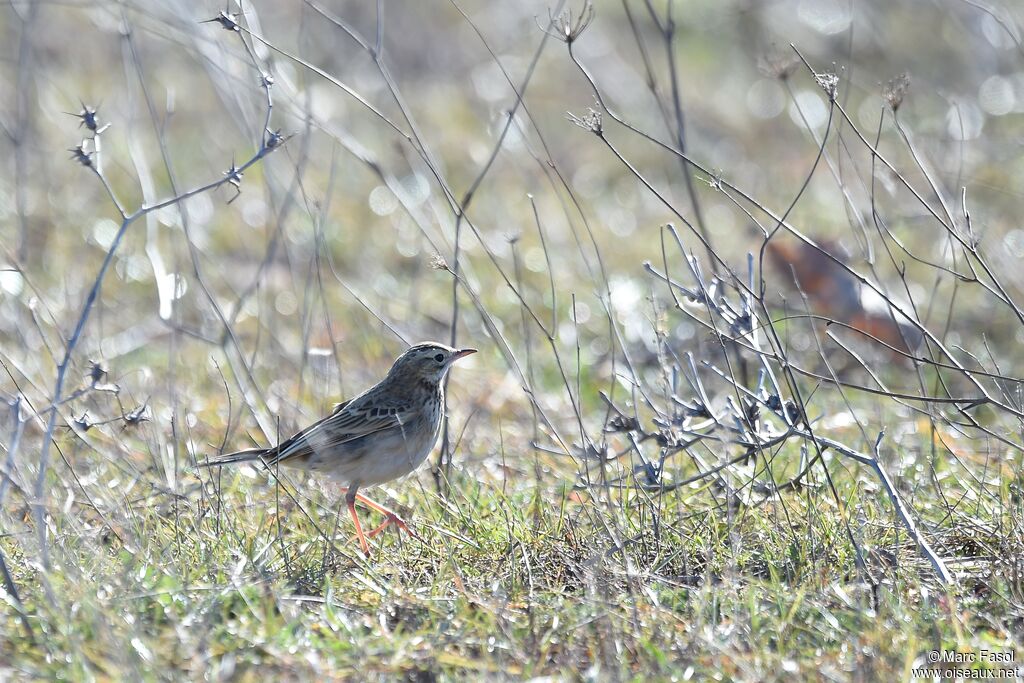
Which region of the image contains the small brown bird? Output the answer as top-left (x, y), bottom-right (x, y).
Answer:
top-left (201, 342), bottom-right (476, 555)
top-left (766, 238), bottom-right (922, 354)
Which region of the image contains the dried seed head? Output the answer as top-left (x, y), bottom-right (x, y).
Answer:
top-left (605, 415), bottom-right (641, 434)
top-left (566, 108), bottom-right (603, 135)
top-left (429, 254), bottom-right (449, 271)
top-left (541, 1), bottom-right (595, 45)
top-left (884, 73), bottom-right (910, 112)
top-left (264, 128), bottom-right (285, 149)
top-left (741, 397), bottom-right (760, 425)
top-left (123, 403), bottom-right (150, 426)
top-left (705, 171), bottom-right (725, 192)
top-left (814, 70), bottom-right (840, 101)
top-left (677, 398), bottom-right (711, 419)
top-left (88, 360), bottom-right (108, 386)
top-left (203, 11), bottom-right (240, 32)
top-left (224, 162), bottom-right (243, 203)
top-left (69, 143), bottom-right (93, 168)
top-left (72, 412), bottom-right (93, 432)
top-left (759, 48), bottom-right (800, 81)
top-left (70, 103), bottom-right (100, 132)
top-left (730, 312), bottom-right (753, 337)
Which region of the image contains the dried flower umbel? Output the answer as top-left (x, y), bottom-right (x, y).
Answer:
top-left (71, 102), bottom-right (99, 131)
top-left (884, 73), bottom-right (910, 112)
top-left (759, 48), bottom-right (800, 81)
top-left (429, 253), bottom-right (450, 271)
top-left (223, 162), bottom-right (244, 203)
top-left (69, 143), bottom-right (93, 168)
top-left (566, 107), bottom-right (603, 135)
top-left (814, 70), bottom-right (840, 101)
top-left (540, 1), bottom-right (595, 45)
top-left (202, 10), bottom-right (241, 32)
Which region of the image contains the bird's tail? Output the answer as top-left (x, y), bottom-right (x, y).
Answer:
top-left (197, 447), bottom-right (270, 468)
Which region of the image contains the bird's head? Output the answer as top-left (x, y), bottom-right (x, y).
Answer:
top-left (388, 342), bottom-right (476, 383)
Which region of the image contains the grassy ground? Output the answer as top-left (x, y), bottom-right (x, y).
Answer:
top-left (2, 0), bottom-right (1024, 680)
top-left (3, 464), bottom-right (1021, 679)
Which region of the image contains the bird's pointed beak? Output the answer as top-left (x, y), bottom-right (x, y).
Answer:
top-left (452, 348), bottom-right (477, 361)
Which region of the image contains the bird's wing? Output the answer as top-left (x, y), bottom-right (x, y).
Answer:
top-left (264, 393), bottom-right (413, 466)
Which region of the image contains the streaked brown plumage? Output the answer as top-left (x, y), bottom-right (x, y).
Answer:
top-left (766, 239), bottom-right (922, 354)
top-left (200, 342), bottom-right (476, 555)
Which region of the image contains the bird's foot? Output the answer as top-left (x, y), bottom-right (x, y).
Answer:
top-left (367, 512), bottom-right (419, 540)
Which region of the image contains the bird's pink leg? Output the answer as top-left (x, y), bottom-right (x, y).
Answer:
top-left (346, 496), bottom-right (371, 556)
top-left (340, 489), bottom-right (418, 547)
top-left (354, 493), bottom-right (411, 535)
top-left (366, 514), bottom-right (407, 539)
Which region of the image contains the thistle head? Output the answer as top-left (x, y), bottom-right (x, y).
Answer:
top-left (387, 342), bottom-right (476, 383)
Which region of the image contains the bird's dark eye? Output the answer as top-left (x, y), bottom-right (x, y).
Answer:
top-left (434, 353), bottom-right (445, 363)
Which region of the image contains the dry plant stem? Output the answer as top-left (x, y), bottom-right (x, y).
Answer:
top-left (242, 454), bottom-right (365, 566)
top-left (611, 372), bottom-right (954, 584)
top-left (569, 39), bottom-right (996, 411)
top-left (35, 67), bottom-right (284, 570)
top-left (0, 544), bottom-right (32, 640)
top-left (893, 113), bottom-right (1024, 328)
top-left (828, 87), bottom-right (1024, 327)
top-left (736, 362), bottom-right (950, 583)
top-left (622, 0), bottom-right (718, 276)
top-left (956, 0), bottom-right (1024, 57)
top-left (658, 112), bottom-right (1016, 424)
top-left (12, 2), bottom-right (38, 262)
top-left (0, 397), bottom-right (25, 505)
top-left (275, 5), bottom-right (611, 477)
top-left (629, 243), bottom-right (955, 582)
top-left (438, 262), bottom-right (571, 454)
top-left (649, 0), bottom-right (716, 276)
top-left (243, 18), bottom-right (409, 141)
top-left (308, 0), bottom-right (573, 485)
top-left (121, 21), bottom-right (277, 447)
top-left (816, 432), bottom-right (954, 585)
top-left (435, 0), bottom-right (564, 486)
top-left (0, 398), bottom-right (33, 640)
